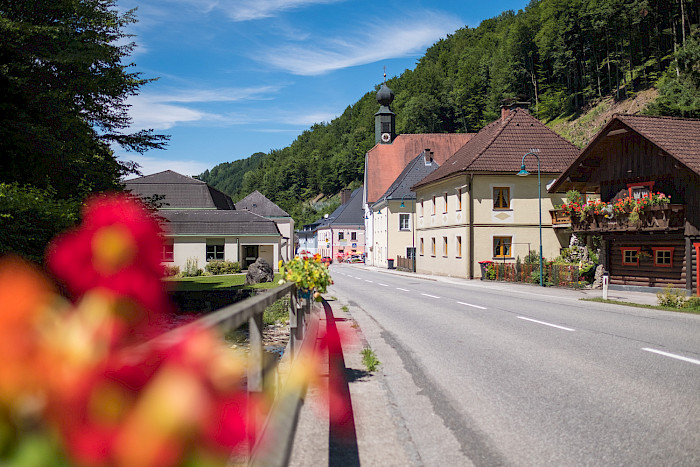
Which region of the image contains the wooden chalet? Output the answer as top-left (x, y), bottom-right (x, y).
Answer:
top-left (549, 114), bottom-right (700, 294)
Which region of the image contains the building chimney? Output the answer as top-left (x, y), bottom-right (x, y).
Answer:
top-left (501, 97), bottom-right (531, 122)
top-left (341, 188), bottom-right (351, 205)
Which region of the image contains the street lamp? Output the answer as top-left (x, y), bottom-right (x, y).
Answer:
top-left (517, 149), bottom-right (544, 287)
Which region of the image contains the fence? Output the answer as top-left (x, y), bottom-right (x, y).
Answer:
top-left (152, 281), bottom-right (316, 466)
top-left (396, 255), bottom-right (415, 272)
top-left (485, 263), bottom-right (583, 288)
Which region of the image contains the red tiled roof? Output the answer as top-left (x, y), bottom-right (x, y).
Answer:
top-left (549, 113), bottom-right (700, 193)
top-left (413, 108), bottom-right (580, 189)
top-left (365, 133), bottom-right (473, 204)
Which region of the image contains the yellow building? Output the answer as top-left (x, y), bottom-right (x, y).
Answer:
top-left (411, 107), bottom-right (580, 278)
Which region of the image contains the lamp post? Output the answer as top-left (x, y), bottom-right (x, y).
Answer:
top-left (517, 149), bottom-right (544, 287)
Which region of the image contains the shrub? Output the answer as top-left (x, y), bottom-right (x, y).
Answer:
top-left (205, 260), bottom-right (241, 275)
top-left (682, 296), bottom-right (700, 311)
top-left (657, 285), bottom-right (687, 308)
top-left (524, 250), bottom-right (541, 265)
top-left (183, 257), bottom-right (203, 277)
top-left (163, 265), bottom-right (180, 277)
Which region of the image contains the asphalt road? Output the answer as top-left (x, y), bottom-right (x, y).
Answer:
top-left (327, 263), bottom-right (700, 466)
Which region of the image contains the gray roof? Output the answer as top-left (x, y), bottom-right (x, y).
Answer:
top-left (327, 187), bottom-right (364, 227)
top-left (374, 150), bottom-right (439, 207)
top-left (159, 210), bottom-right (281, 236)
top-left (125, 170), bottom-right (235, 210)
top-left (235, 190), bottom-right (289, 217)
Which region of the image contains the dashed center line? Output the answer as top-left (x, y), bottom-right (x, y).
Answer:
top-left (396, 288), bottom-right (410, 292)
top-left (642, 348), bottom-right (700, 366)
top-left (365, 280), bottom-right (373, 283)
top-left (457, 301), bottom-right (487, 310)
top-left (378, 283), bottom-right (389, 287)
top-left (421, 293), bottom-right (440, 299)
top-left (517, 316), bottom-right (574, 332)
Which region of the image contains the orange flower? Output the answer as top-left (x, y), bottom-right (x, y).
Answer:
top-left (0, 256), bottom-right (55, 401)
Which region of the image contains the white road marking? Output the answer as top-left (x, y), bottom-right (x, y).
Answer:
top-left (365, 280), bottom-right (373, 283)
top-left (396, 288), bottom-right (410, 292)
top-left (422, 293), bottom-right (440, 299)
top-left (642, 348), bottom-right (700, 366)
top-left (378, 283), bottom-right (389, 287)
top-left (457, 301), bottom-right (487, 310)
top-left (517, 316), bottom-right (574, 331)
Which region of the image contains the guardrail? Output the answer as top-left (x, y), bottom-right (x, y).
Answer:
top-left (152, 281), bottom-right (317, 466)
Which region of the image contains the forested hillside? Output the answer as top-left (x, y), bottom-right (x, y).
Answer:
top-left (200, 0), bottom-right (700, 226)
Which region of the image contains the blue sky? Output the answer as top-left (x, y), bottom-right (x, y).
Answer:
top-left (117, 0), bottom-right (529, 178)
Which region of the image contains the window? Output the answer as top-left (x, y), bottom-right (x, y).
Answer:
top-left (457, 188), bottom-right (462, 211)
top-left (420, 199), bottom-right (424, 217)
top-left (407, 247), bottom-right (416, 259)
top-left (338, 232), bottom-right (344, 240)
top-left (351, 232), bottom-right (357, 241)
top-left (443, 236), bottom-right (448, 256)
top-left (456, 236), bottom-right (462, 258)
top-left (443, 193), bottom-right (448, 213)
top-left (652, 247), bottom-right (674, 267)
top-left (399, 213), bottom-right (410, 230)
top-left (206, 244), bottom-right (224, 261)
top-left (493, 236), bottom-right (512, 258)
top-left (420, 238), bottom-right (424, 255)
top-left (627, 181), bottom-right (655, 200)
top-left (621, 247), bottom-right (640, 266)
top-left (432, 195), bottom-right (436, 215)
top-left (493, 187), bottom-right (510, 210)
top-left (431, 238), bottom-right (436, 256)
top-left (162, 241), bottom-right (174, 262)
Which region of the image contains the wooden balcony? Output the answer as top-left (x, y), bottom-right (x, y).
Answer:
top-left (568, 204), bottom-right (685, 233)
top-left (550, 209), bottom-right (571, 227)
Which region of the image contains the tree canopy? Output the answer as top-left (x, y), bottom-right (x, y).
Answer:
top-left (0, 0), bottom-right (167, 261)
top-left (0, 0), bottom-right (168, 199)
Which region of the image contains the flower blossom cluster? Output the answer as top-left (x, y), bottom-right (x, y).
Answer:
top-left (0, 194), bottom-right (256, 466)
top-left (559, 192), bottom-right (671, 220)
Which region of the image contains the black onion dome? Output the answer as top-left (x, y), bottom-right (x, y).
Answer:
top-left (376, 83), bottom-right (394, 106)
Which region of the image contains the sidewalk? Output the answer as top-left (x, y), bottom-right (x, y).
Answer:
top-left (288, 297), bottom-right (413, 466)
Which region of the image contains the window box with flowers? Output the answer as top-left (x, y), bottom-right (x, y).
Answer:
top-left (558, 192), bottom-right (684, 232)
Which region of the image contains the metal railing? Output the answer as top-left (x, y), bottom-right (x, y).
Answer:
top-left (152, 282), bottom-right (317, 466)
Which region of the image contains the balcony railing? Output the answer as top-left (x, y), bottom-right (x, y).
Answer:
top-left (562, 204), bottom-right (686, 233)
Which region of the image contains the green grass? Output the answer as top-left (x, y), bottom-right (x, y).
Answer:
top-left (264, 297), bottom-right (290, 325)
top-left (164, 273), bottom-right (282, 292)
top-left (361, 347), bottom-right (380, 372)
top-left (581, 297), bottom-right (700, 314)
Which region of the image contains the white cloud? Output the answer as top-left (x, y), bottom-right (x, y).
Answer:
top-left (126, 85), bottom-right (282, 130)
top-left (184, 0), bottom-right (344, 21)
top-left (257, 11), bottom-right (461, 75)
top-left (120, 153), bottom-right (211, 179)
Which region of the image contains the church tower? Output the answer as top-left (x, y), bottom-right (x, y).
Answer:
top-left (374, 75), bottom-right (395, 144)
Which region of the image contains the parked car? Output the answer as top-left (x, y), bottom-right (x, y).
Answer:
top-left (349, 255), bottom-right (364, 263)
top-left (322, 256), bottom-right (332, 264)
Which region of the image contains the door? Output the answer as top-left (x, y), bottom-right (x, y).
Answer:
top-left (244, 245), bottom-right (259, 269)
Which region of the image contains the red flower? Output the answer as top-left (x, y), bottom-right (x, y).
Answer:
top-left (47, 194), bottom-right (172, 332)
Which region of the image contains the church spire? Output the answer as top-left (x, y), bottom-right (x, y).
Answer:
top-left (375, 68), bottom-right (395, 144)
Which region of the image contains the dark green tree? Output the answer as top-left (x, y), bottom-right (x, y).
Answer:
top-left (0, 0), bottom-right (168, 199)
